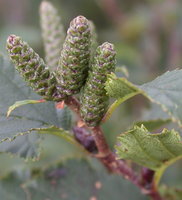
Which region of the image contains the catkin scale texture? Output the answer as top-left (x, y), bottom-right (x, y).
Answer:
top-left (80, 42), bottom-right (116, 127)
top-left (57, 16), bottom-right (91, 96)
top-left (6, 35), bottom-right (66, 101)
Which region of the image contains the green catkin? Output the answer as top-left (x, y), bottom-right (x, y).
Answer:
top-left (80, 42), bottom-right (116, 127)
top-left (6, 35), bottom-right (66, 101)
top-left (40, 1), bottom-right (65, 71)
top-left (57, 15), bottom-right (91, 96)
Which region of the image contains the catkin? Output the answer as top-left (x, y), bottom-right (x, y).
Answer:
top-left (80, 42), bottom-right (116, 127)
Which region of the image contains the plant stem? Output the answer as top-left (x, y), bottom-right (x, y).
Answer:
top-left (63, 96), bottom-right (163, 200)
top-left (64, 96), bottom-right (81, 118)
top-left (90, 126), bottom-right (110, 156)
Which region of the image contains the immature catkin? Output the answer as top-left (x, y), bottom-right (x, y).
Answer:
top-left (40, 1), bottom-right (65, 71)
top-left (80, 42), bottom-right (116, 127)
top-left (57, 15), bottom-right (91, 96)
top-left (6, 35), bottom-right (66, 101)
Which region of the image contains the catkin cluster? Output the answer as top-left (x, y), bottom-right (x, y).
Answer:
top-left (6, 1), bottom-right (116, 127)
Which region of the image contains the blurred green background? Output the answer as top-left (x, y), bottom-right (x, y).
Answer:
top-left (0, 0), bottom-right (182, 199)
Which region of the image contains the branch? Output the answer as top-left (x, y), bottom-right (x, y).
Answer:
top-left (64, 95), bottom-right (164, 200)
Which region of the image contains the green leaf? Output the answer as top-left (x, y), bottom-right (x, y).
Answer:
top-left (134, 119), bottom-right (171, 132)
top-left (105, 70), bottom-right (182, 126)
top-left (34, 126), bottom-right (83, 150)
top-left (0, 125), bottom-right (86, 161)
top-left (139, 69), bottom-right (182, 127)
top-left (22, 159), bottom-right (147, 200)
top-left (106, 73), bottom-right (141, 99)
top-left (115, 125), bottom-right (182, 185)
top-left (0, 55), bottom-right (63, 159)
top-left (0, 132), bottom-right (86, 178)
top-left (103, 73), bottom-right (141, 122)
top-left (0, 133), bottom-right (41, 161)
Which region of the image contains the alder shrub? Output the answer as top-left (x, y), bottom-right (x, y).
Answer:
top-left (0, 1), bottom-right (182, 200)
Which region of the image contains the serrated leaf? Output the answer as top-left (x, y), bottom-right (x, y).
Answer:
top-left (0, 133), bottom-right (41, 161)
top-left (22, 159), bottom-right (147, 200)
top-left (34, 126), bottom-right (82, 149)
top-left (134, 119), bottom-right (171, 132)
top-left (105, 70), bottom-right (182, 126)
top-left (139, 69), bottom-right (182, 127)
top-left (0, 133), bottom-right (86, 178)
top-left (115, 125), bottom-right (182, 185)
top-left (103, 73), bottom-right (141, 122)
top-left (0, 126), bottom-right (86, 161)
top-left (106, 73), bottom-right (141, 99)
top-left (0, 55), bottom-right (63, 159)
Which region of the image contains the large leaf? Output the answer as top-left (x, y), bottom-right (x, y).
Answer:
top-left (0, 55), bottom-right (69, 159)
top-left (34, 126), bottom-right (83, 150)
top-left (140, 70), bottom-right (182, 127)
top-left (105, 71), bottom-right (182, 126)
top-left (115, 125), bottom-right (182, 185)
top-left (0, 132), bottom-right (86, 177)
top-left (0, 133), bottom-right (41, 160)
top-left (22, 159), bottom-right (147, 200)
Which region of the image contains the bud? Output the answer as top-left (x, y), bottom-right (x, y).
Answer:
top-left (6, 35), bottom-right (66, 101)
top-left (80, 42), bottom-right (116, 127)
top-left (57, 16), bottom-right (91, 96)
top-left (40, 1), bottom-right (65, 70)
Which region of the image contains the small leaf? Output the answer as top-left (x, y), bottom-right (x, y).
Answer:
top-left (105, 73), bottom-right (141, 99)
top-left (103, 73), bottom-right (141, 122)
top-left (115, 125), bottom-right (182, 185)
top-left (105, 70), bottom-right (182, 126)
top-left (7, 99), bottom-right (46, 117)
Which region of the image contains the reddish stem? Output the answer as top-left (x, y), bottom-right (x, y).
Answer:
top-left (63, 96), bottom-right (163, 200)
